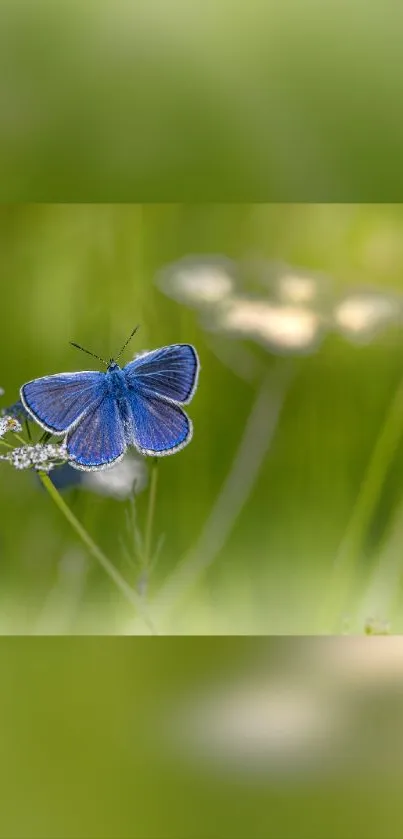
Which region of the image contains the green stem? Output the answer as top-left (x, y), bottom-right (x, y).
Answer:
top-left (144, 458), bottom-right (159, 571)
top-left (39, 471), bottom-right (158, 635)
top-left (13, 431), bottom-right (30, 446)
top-left (0, 439), bottom-right (13, 449)
top-left (359, 494), bottom-right (403, 631)
top-left (319, 374), bottom-right (403, 633)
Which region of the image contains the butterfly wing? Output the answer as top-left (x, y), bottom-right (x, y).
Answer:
top-left (123, 344), bottom-right (200, 404)
top-left (66, 394), bottom-right (126, 470)
top-left (127, 388), bottom-right (192, 456)
top-left (21, 371), bottom-right (107, 435)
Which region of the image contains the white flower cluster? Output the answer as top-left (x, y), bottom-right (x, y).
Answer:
top-left (0, 443), bottom-right (67, 473)
top-left (0, 399), bottom-right (30, 421)
top-left (0, 415), bottom-right (22, 438)
top-left (157, 256), bottom-right (403, 353)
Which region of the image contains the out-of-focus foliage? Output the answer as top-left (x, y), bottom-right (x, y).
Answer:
top-left (2, 637), bottom-right (403, 839)
top-left (0, 0), bottom-right (402, 199)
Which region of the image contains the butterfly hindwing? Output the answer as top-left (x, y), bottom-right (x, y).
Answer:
top-left (21, 371), bottom-right (107, 434)
top-left (66, 394), bottom-right (126, 470)
top-left (123, 344), bottom-right (200, 404)
top-left (128, 387), bottom-right (192, 456)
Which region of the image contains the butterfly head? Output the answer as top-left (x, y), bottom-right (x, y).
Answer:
top-left (107, 360), bottom-right (120, 373)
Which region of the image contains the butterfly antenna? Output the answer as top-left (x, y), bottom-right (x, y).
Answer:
top-left (115, 325), bottom-right (140, 361)
top-left (69, 341), bottom-right (108, 366)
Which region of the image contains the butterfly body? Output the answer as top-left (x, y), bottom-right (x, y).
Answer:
top-left (105, 363), bottom-right (135, 442)
top-left (21, 344), bottom-right (200, 471)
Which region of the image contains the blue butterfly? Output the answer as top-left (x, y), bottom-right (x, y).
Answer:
top-left (20, 332), bottom-right (200, 471)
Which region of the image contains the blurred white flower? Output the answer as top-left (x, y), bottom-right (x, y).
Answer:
top-left (83, 453), bottom-right (148, 499)
top-left (156, 255), bottom-right (236, 307)
top-left (157, 253), bottom-right (403, 359)
top-left (169, 676), bottom-right (343, 776)
top-left (276, 272), bottom-right (320, 305)
top-left (255, 260), bottom-right (333, 308)
top-left (334, 291), bottom-right (401, 343)
top-left (311, 637), bottom-right (403, 688)
top-left (212, 297), bottom-right (322, 354)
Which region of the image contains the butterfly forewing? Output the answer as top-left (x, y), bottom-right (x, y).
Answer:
top-left (21, 371), bottom-right (107, 434)
top-left (123, 344), bottom-right (200, 404)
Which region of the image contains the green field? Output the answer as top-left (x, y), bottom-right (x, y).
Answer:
top-left (1, 203), bottom-right (403, 634)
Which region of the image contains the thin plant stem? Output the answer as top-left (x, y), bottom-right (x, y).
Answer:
top-left (150, 360), bottom-right (296, 627)
top-left (12, 431), bottom-right (30, 446)
top-left (0, 439), bottom-right (13, 449)
top-left (357, 495), bottom-right (403, 631)
top-left (319, 374), bottom-right (403, 633)
top-left (142, 458), bottom-right (159, 590)
top-left (39, 471), bottom-right (158, 635)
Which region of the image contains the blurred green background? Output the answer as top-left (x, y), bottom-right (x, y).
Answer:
top-left (1, 637), bottom-right (403, 839)
top-left (1, 203), bottom-right (403, 634)
top-left (1, 4), bottom-right (403, 838)
top-left (0, 0), bottom-right (402, 200)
